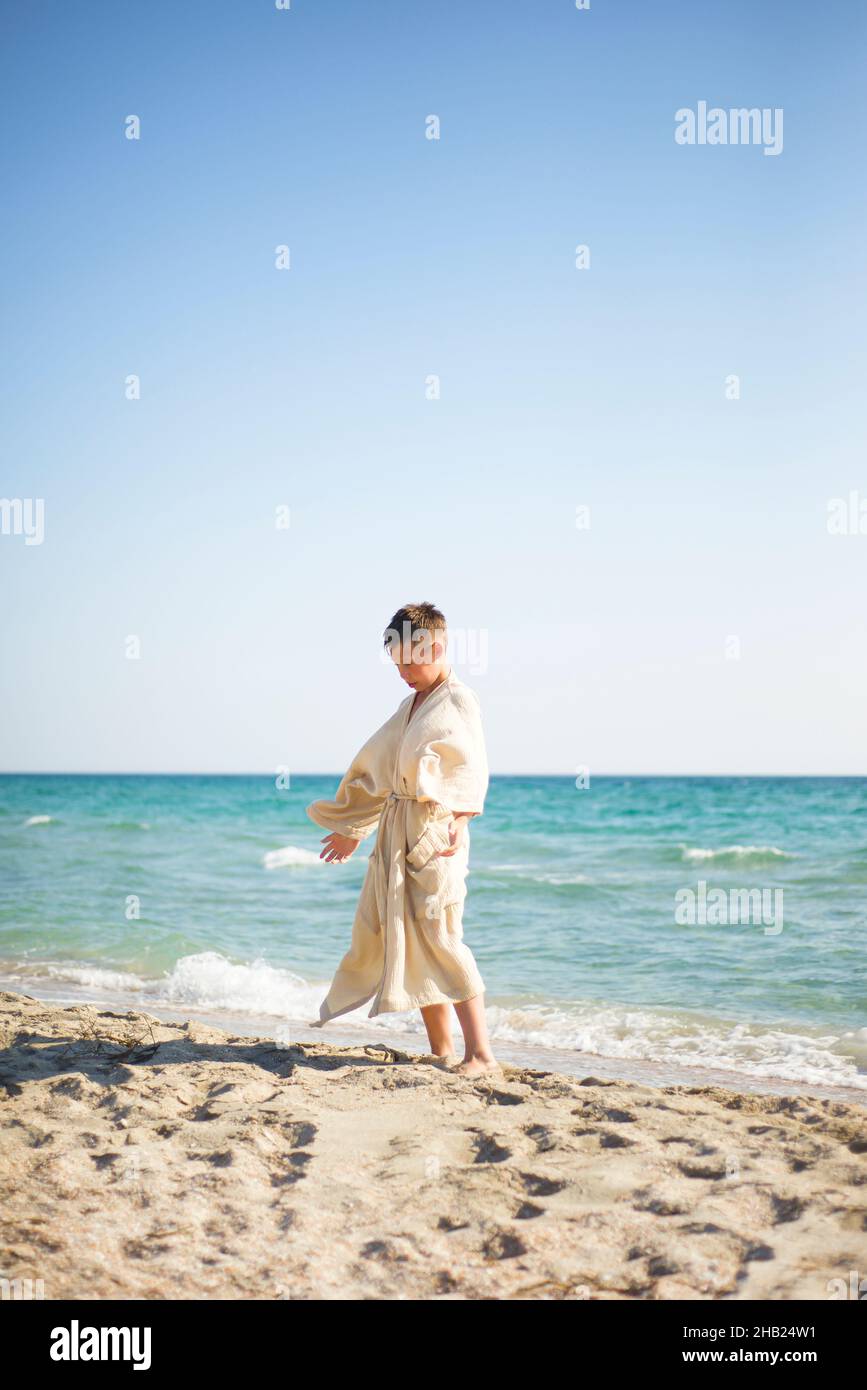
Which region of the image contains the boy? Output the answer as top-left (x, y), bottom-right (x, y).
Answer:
top-left (306, 602), bottom-right (499, 1077)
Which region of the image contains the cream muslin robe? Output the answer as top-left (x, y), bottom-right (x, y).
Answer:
top-left (305, 668), bottom-right (488, 1025)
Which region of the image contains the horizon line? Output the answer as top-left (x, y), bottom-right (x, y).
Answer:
top-left (1, 771), bottom-right (866, 780)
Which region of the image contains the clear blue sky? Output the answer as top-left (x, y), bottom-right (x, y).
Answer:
top-left (1, 0), bottom-right (865, 774)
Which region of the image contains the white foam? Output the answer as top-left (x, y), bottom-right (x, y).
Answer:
top-left (262, 845), bottom-right (324, 869)
top-left (680, 844), bottom-right (795, 864)
top-left (152, 958), bottom-right (867, 1090)
top-left (484, 1000), bottom-right (867, 1090)
top-left (160, 951), bottom-right (322, 1018)
top-left (35, 954), bottom-right (320, 1022)
top-left (45, 962), bottom-right (147, 992)
top-left (14, 956), bottom-right (865, 1092)
top-left (23, 815), bottom-right (53, 827)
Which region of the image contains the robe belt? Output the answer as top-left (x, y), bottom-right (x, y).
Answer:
top-left (365, 790), bottom-right (415, 1013)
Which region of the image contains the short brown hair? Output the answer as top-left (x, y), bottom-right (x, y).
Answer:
top-left (383, 601), bottom-right (447, 657)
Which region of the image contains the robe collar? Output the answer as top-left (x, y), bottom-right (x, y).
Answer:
top-left (402, 666), bottom-right (455, 730)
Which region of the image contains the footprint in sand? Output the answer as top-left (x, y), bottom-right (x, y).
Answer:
top-left (523, 1123), bottom-right (559, 1153)
top-left (514, 1201), bottom-right (546, 1220)
top-left (483, 1089), bottom-right (526, 1107)
top-left (469, 1131), bottom-right (512, 1164)
top-left (519, 1171), bottom-right (567, 1198)
top-left (481, 1229), bottom-right (527, 1260)
top-left (676, 1155), bottom-right (730, 1180)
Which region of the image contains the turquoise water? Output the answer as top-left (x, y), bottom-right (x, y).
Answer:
top-left (1, 774), bottom-right (865, 1093)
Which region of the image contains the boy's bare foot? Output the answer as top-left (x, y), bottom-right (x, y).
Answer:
top-left (433, 1053), bottom-right (461, 1068)
top-left (452, 1056), bottom-right (501, 1077)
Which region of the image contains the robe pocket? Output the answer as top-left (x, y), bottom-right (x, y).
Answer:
top-left (410, 844), bottom-right (467, 916)
top-left (405, 813), bottom-right (453, 869)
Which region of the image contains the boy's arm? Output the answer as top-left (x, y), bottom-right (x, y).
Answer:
top-left (410, 694), bottom-right (488, 862)
top-left (417, 690), bottom-right (489, 817)
top-left (306, 761), bottom-right (387, 844)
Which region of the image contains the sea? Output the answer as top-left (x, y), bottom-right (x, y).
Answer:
top-left (1, 774), bottom-right (865, 1103)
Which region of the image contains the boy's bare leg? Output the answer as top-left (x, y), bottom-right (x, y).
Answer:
top-left (420, 1002), bottom-right (456, 1058)
top-left (452, 995), bottom-right (500, 1075)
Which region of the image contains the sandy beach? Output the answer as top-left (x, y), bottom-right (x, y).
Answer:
top-left (1, 988), bottom-right (865, 1301)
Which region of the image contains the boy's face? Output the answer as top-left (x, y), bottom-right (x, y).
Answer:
top-left (387, 630), bottom-right (447, 690)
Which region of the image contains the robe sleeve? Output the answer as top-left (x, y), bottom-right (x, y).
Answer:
top-left (306, 757), bottom-right (388, 842)
top-left (407, 687), bottom-right (489, 866)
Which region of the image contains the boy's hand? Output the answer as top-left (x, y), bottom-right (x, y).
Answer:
top-left (435, 815), bottom-right (469, 857)
top-left (320, 832), bottom-right (360, 863)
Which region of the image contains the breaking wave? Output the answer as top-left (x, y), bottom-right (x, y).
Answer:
top-left (679, 844), bottom-right (795, 866)
top-left (262, 845), bottom-right (324, 869)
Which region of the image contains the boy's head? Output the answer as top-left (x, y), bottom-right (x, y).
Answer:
top-left (383, 602), bottom-right (448, 689)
